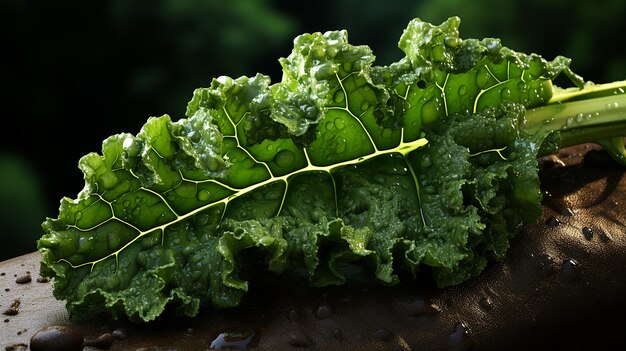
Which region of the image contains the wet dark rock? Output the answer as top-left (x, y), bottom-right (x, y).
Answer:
top-left (30, 325), bottom-right (84, 351)
top-left (84, 332), bottom-right (115, 349)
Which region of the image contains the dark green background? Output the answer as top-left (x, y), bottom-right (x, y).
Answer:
top-left (2, 0), bottom-right (625, 260)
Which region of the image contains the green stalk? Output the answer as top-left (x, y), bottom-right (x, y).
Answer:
top-left (526, 81), bottom-right (626, 163)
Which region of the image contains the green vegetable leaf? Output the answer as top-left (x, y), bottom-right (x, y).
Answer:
top-left (38, 16), bottom-right (626, 322)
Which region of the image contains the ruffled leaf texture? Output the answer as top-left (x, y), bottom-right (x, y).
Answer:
top-left (39, 16), bottom-right (574, 321)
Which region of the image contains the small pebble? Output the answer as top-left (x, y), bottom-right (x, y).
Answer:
top-left (3, 299), bottom-right (20, 316)
top-left (4, 343), bottom-right (28, 351)
top-left (15, 273), bottom-right (32, 284)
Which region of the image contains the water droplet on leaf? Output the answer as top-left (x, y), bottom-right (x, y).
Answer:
top-left (197, 189), bottom-right (211, 202)
top-left (274, 149), bottom-right (296, 168)
top-left (333, 89), bottom-right (345, 104)
top-left (458, 85), bottom-right (467, 96)
top-left (334, 118), bottom-right (346, 130)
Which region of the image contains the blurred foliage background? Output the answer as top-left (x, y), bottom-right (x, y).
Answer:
top-left (1, 0), bottom-right (624, 260)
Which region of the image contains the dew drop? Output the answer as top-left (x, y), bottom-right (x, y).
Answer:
top-left (101, 171), bottom-right (119, 190)
top-left (381, 128), bottom-right (393, 138)
top-left (546, 216), bottom-right (561, 226)
top-left (197, 189), bottom-right (211, 202)
top-left (420, 155), bottom-right (432, 168)
top-left (78, 235), bottom-right (93, 253)
top-left (332, 328), bottom-right (343, 341)
top-left (449, 322), bottom-right (473, 351)
top-left (360, 101), bottom-right (371, 111)
top-left (209, 331), bottom-right (256, 350)
top-left (479, 296), bottom-right (493, 311)
top-left (288, 330), bottom-right (313, 348)
top-left (575, 113), bottom-right (584, 123)
top-left (334, 118), bottom-right (346, 130)
top-left (535, 253), bottom-right (557, 278)
top-left (336, 138), bottom-right (347, 153)
top-left (325, 121), bottom-right (334, 130)
top-left (266, 144), bottom-right (274, 151)
top-left (599, 230), bottom-right (613, 243)
top-left (287, 309), bottom-right (299, 321)
top-left (582, 226), bottom-right (593, 240)
top-left (373, 328), bottom-right (393, 342)
top-left (108, 232), bottom-right (121, 249)
top-left (500, 87), bottom-right (512, 100)
top-left (123, 200), bottom-right (130, 208)
top-left (333, 89), bottom-right (345, 103)
top-left (560, 208), bottom-right (574, 217)
top-left (406, 297), bottom-right (441, 316)
top-left (196, 213), bottom-right (210, 226)
top-left (458, 85), bottom-right (467, 96)
top-left (274, 149), bottom-right (296, 168)
top-left (315, 305), bottom-right (333, 320)
top-left (561, 259), bottom-right (580, 283)
top-left (475, 66), bottom-right (493, 89)
top-left (421, 97), bottom-right (442, 125)
top-left (75, 211), bottom-right (82, 221)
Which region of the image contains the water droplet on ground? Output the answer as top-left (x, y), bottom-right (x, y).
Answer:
top-left (449, 322), bottom-right (473, 351)
top-left (582, 226), bottom-right (593, 240)
top-left (535, 253), bottom-right (557, 278)
top-left (374, 328), bottom-right (393, 342)
top-left (209, 331), bottom-right (256, 350)
top-left (288, 330), bottom-right (313, 348)
top-left (315, 305), bottom-right (333, 320)
top-left (479, 296), bottom-right (494, 310)
top-left (546, 216), bottom-right (561, 226)
top-left (561, 259), bottom-right (581, 283)
top-left (332, 328), bottom-right (343, 341)
top-left (406, 297), bottom-right (441, 316)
